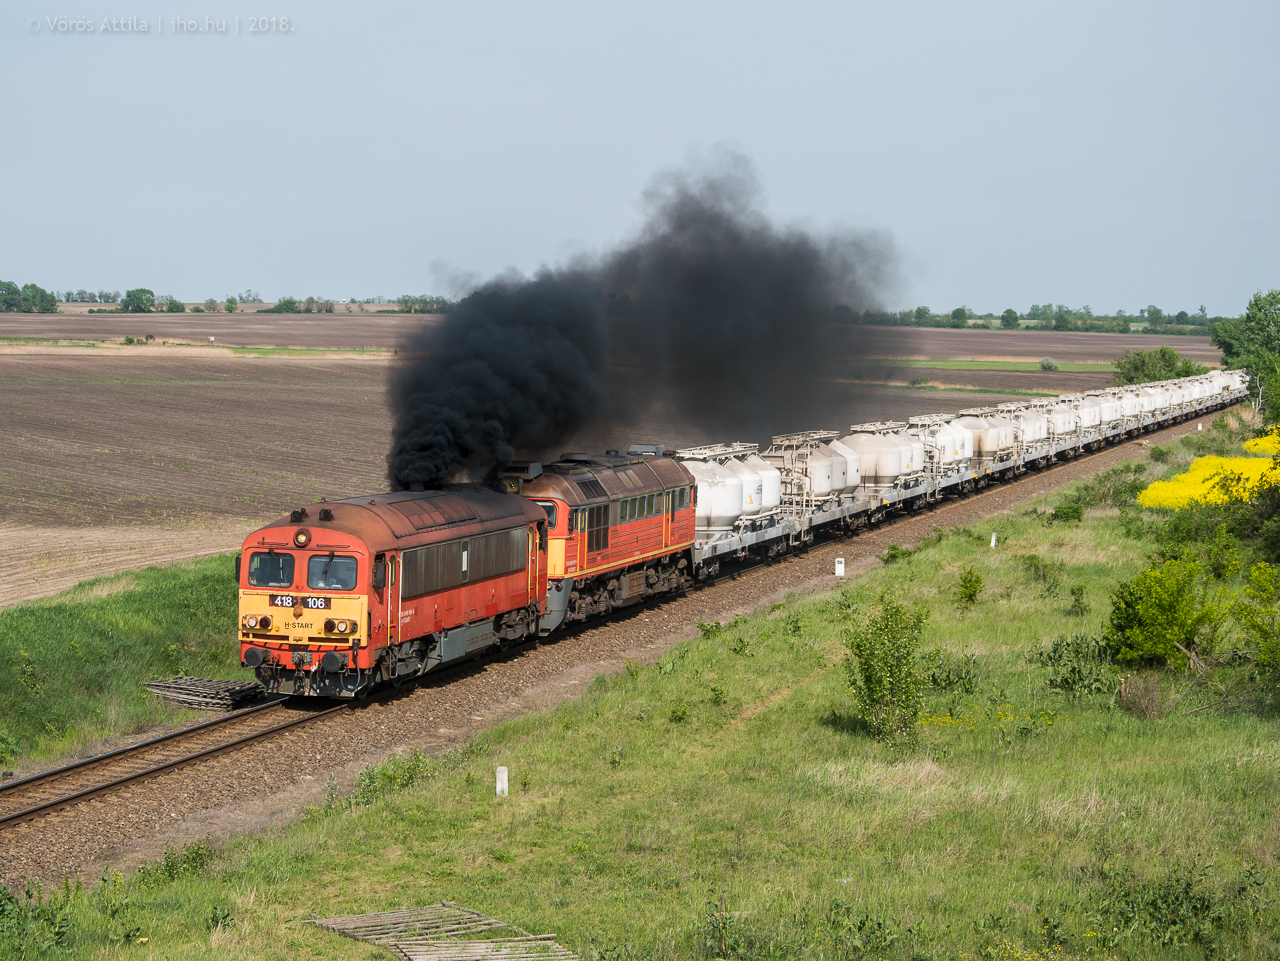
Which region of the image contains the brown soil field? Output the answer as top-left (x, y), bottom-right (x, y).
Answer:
top-left (0, 328), bottom-right (1218, 607)
top-left (0, 312), bottom-right (435, 349)
top-left (855, 327), bottom-right (1222, 364)
top-left (2, 313), bottom-right (1220, 364)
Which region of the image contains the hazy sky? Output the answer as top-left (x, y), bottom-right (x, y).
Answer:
top-left (4, 1), bottom-right (1277, 315)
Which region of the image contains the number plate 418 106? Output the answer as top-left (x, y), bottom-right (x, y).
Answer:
top-left (269, 595), bottom-right (331, 609)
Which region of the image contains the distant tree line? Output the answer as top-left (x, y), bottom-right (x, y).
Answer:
top-left (833, 302), bottom-right (1229, 336)
top-left (60, 289), bottom-right (121, 303)
top-left (0, 280), bottom-right (58, 312)
top-left (397, 294), bottom-right (455, 314)
top-left (258, 296), bottom-right (336, 314)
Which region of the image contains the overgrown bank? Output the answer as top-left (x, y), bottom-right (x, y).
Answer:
top-left (8, 413), bottom-right (1278, 960)
top-left (0, 556), bottom-right (240, 765)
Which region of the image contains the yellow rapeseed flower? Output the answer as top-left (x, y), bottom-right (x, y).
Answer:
top-left (1244, 432), bottom-right (1280, 455)
top-left (1137, 456), bottom-right (1274, 509)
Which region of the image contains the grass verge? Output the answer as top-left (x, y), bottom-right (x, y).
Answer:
top-left (0, 555), bottom-right (240, 765)
top-left (10, 447), bottom-right (1277, 959)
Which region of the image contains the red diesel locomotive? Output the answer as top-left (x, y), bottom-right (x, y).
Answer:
top-left (238, 449), bottom-right (698, 697)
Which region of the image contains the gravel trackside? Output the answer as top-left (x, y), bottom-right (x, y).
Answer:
top-left (0, 419), bottom-right (1209, 892)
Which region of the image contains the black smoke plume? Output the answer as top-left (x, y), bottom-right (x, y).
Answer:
top-left (387, 271), bottom-right (608, 487)
top-left (387, 153), bottom-right (897, 490)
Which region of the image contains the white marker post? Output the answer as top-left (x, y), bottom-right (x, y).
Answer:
top-left (496, 767), bottom-right (508, 797)
top-left (835, 558), bottom-right (845, 577)
top-left (990, 533), bottom-right (997, 548)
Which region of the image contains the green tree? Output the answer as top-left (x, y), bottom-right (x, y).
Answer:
top-left (19, 283), bottom-right (57, 313)
top-left (1112, 345), bottom-right (1208, 386)
top-left (121, 288), bottom-right (155, 313)
top-left (0, 280), bottom-right (21, 312)
top-left (1211, 291), bottom-right (1280, 414)
top-left (950, 306), bottom-right (968, 322)
top-left (1000, 308), bottom-right (1019, 329)
top-left (203, 298), bottom-right (220, 313)
top-left (844, 593), bottom-right (927, 744)
top-left (1141, 305), bottom-right (1166, 326)
top-left (224, 295), bottom-right (238, 313)
top-left (20, 284), bottom-right (54, 312)
top-left (261, 297), bottom-right (300, 313)
top-left (1234, 563), bottom-right (1280, 686)
top-left (913, 305), bottom-right (931, 325)
top-left (1103, 559), bottom-right (1220, 668)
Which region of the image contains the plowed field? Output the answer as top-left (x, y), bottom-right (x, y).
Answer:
top-left (0, 327), bottom-right (1220, 607)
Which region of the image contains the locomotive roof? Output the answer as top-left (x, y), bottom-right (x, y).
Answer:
top-left (523, 453), bottom-right (694, 506)
top-left (245, 485), bottom-right (546, 553)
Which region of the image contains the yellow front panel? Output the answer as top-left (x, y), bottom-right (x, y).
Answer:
top-left (239, 591), bottom-right (367, 646)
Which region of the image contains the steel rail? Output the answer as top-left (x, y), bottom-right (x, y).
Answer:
top-left (0, 700), bottom-right (347, 828)
top-left (0, 696), bottom-right (289, 801)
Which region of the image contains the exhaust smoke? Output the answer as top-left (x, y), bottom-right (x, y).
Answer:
top-left (388, 152), bottom-right (898, 490)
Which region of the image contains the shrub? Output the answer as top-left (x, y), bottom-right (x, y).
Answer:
top-left (1103, 558), bottom-right (1221, 667)
top-left (878, 543), bottom-right (916, 565)
top-left (136, 837), bottom-right (216, 887)
top-left (844, 593), bottom-right (928, 744)
top-left (1016, 553), bottom-right (1066, 596)
top-left (1036, 633), bottom-right (1117, 699)
top-left (1068, 463), bottom-right (1148, 508)
top-left (923, 649), bottom-right (978, 694)
top-left (1052, 502), bottom-right (1084, 523)
top-left (1067, 585), bottom-right (1089, 616)
top-left (1039, 356), bottom-right (1060, 371)
top-left (1234, 563), bottom-right (1280, 685)
top-left (0, 727), bottom-right (17, 765)
top-left (956, 566), bottom-right (983, 611)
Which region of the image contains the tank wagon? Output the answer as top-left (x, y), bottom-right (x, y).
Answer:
top-left (673, 370), bottom-right (1247, 572)
top-left (239, 370), bottom-right (1247, 697)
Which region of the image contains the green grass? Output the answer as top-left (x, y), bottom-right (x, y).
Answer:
top-left (853, 359), bottom-right (1115, 372)
top-left (0, 555), bottom-right (241, 763)
top-left (12, 459), bottom-right (1278, 959)
top-left (878, 383), bottom-right (1060, 397)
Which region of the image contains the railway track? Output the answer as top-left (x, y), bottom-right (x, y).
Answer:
top-left (0, 413), bottom-right (1229, 839)
top-left (0, 697), bottom-right (347, 830)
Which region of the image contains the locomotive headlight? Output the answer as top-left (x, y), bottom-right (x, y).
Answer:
top-left (294, 528), bottom-right (311, 547)
top-left (246, 615), bottom-right (258, 628)
top-left (336, 620), bottom-right (350, 634)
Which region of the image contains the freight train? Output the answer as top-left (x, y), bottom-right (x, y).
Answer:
top-left (237, 370), bottom-right (1248, 697)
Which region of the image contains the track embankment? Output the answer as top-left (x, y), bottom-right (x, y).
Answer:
top-left (0, 418), bottom-right (1212, 891)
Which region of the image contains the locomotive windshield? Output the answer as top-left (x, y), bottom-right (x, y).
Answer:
top-left (308, 553), bottom-right (358, 591)
top-left (247, 551), bottom-right (294, 588)
top-left (532, 500), bottom-right (558, 528)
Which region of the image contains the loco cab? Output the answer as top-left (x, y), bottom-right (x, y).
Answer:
top-left (238, 487), bottom-right (548, 697)
top-left (501, 448), bottom-right (698, 634)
